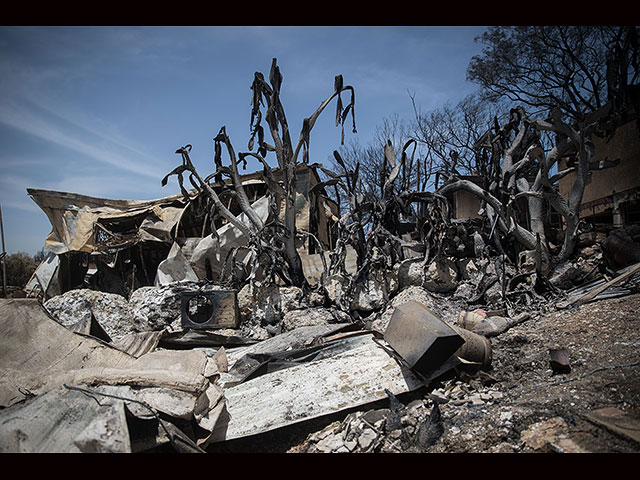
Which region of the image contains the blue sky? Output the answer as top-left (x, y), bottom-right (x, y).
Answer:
top-left (0, 26), bottom-right (487, 256)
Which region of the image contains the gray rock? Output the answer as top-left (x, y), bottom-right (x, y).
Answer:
top-left (396, 258), bottom-right (426, 290)
top-left (128, 284), bottom-right (183, 332)
top-left (315, 433), bottom-right (345, 453)
top-left (281, 307), bottom-right (351, 332)
top-left (44, 288), bottom-right (135, 341)
top-left (423, 258), bottom-right (459, 293)
top-left (358, 428), bottom-right (377, 449)
top-left (237, 284), bottom-right (306, 325)
top-left (326, 272), bottom-right (392, 313)
top-left (351, 276), bottom-right (389, 312)
top-left (369, 286), bottom-right (444, 333)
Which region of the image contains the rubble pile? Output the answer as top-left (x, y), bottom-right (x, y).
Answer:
top-left (3, 229), bottom-right (639, 453)
top-left (4, 182), bottom-right (640, 453)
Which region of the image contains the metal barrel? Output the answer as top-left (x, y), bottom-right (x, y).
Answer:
top-left (450, 324), bottom-right (492, 370)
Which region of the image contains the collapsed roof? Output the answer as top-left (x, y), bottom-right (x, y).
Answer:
top-left (25, 164), bottom-right (340, 298)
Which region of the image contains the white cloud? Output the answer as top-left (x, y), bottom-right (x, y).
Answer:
top-left (0, 97), bottom-right (166, 180)
top-left (0, 173), bottom-right (41, 212)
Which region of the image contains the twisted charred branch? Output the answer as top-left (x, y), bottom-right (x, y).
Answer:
top-left (319, 151), bottom-right (369, 271)
top-left (213, 127), bottom-right (265, 232)
top-left (163, 145), bottom-right (253, 239)
top-left (248, 59), bottom-right (357, 288)
top-left (438, 178), bottom-right (538, 250)
top-left (532, 111), bottom-right (596, 262)
top-left (398, 190), bottom-right (450, 263)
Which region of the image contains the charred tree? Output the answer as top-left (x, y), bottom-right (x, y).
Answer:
top-left (162, 58), bottom-right (356, 289)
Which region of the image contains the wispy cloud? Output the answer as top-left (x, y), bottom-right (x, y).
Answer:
top-left (0, 173), bottom-right (41, 212)
top-left (0, 96), bottom-right (167, 180)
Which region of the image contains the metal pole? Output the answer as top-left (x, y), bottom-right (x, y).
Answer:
top-left (0, 203), bottom-right (7, 298)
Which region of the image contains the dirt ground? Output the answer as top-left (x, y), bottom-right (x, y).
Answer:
top-left (210, 292), bottom-right (640, 454)
top-left (426, 292), bottom-right (640, 453)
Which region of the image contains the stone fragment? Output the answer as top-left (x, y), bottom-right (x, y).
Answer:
top-left (237, 284), bottom-right (306, 325)
top-left (358, 428), bottom-right (377, 449)
top-left (369, 286), bottom-right (444, 333)
top-left (44, 288), bottom-right (135, 341)
top-left (423, 258), bottom-right (459, 293)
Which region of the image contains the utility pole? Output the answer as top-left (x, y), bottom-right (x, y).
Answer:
top-left (0, 203), bottom-right (7, 298)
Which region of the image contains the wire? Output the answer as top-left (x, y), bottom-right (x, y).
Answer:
top-left (63, 384), bottom-right (205, 453)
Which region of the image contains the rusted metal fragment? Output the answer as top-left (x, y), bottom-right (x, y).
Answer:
top-left (26, 188), bottom-right (189, 254)
top-left (209, 333), bottom-right (424, 442)
top-left (24, 251), bottom-right (60, 300)
top-left (549, 347), bottom-right (571, 374)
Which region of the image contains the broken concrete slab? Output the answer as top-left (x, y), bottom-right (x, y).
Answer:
top-left (44, 288), bottom-right (136, 341)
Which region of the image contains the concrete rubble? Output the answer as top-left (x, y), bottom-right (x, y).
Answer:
top-left (3, 163), bottom-right (640, 453)
top-left (5, 240), bottom-right (639, 453)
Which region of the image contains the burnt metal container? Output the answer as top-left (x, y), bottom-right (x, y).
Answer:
top-left (384, 300), bottom-right (465, 376)
top-left (180, 289), bottom-right (238, 330)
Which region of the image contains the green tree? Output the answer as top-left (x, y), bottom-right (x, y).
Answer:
top-left (467, 26), bottom-right (639, 123)
top-left (3, 252), bottom-right (39, 288)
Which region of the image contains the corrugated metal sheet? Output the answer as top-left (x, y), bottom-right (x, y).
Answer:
top-left (209, 333), bottom-right (424, 442)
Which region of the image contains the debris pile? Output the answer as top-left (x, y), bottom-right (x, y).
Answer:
top-left (2, 58), bottom-right (639, 453)
top-left (5, 152), bottom-right (640, 452)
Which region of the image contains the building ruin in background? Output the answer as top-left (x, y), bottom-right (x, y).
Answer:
top-left (557, 85), bottom-right (640, 231)
top-left (25, 164), bottom-right (339, 300)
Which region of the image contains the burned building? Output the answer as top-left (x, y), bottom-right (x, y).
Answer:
top-left (25, 163), bottom-right (339, 300)
top-left (558, 85), bottom-right (640, 232)
top-left (443, 175), bottom-right (484, 220)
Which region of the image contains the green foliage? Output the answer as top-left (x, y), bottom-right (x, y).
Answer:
top-left (467, 26), bottom-right (639, 122)
top-left (1, 251), bottom-right (41, 288)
